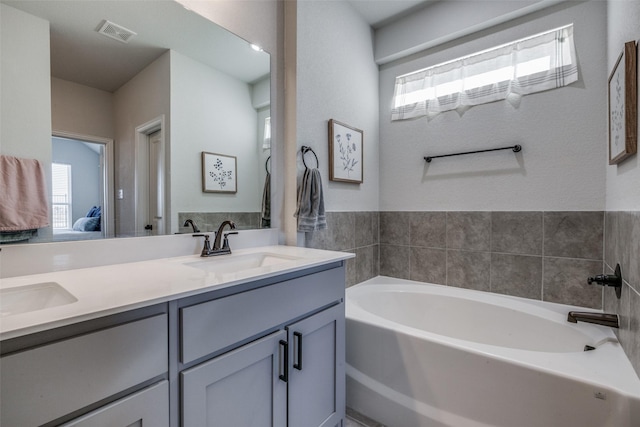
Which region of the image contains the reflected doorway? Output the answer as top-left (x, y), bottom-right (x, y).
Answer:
top-left (51, 132), bottom-right (114, 241)
top-left (135, 116), bottom-right (166, 236)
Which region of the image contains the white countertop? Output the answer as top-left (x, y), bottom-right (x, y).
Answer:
top-left (0, 246), bottom-right (353, 340)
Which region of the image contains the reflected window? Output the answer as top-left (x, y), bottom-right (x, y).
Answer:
top-left (52, 163), bottom-right (72, 229)
top-left (263, 117), bottom-right (271, 149)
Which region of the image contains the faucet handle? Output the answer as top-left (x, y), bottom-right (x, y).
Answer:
top-left (222, 231), bottom-right (238, 249)
top-left (193, 234), bottom-right (212, 257)
top-left (587, 263), bottom-right (622, 299)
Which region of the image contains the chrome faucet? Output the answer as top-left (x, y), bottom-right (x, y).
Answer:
top-left (183, 219), bottom-right (200, 233)
top-left (567, 311), bottom-right (619, 328)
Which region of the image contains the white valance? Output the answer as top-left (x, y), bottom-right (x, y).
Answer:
top-left (391, 24), bottom-right (578, 120)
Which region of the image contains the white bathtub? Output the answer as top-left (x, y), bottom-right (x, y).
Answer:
top-left (346, 277), bottom-right (640, 427)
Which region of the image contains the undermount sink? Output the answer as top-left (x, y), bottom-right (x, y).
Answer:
top-left (0, 282), bottom-right (78, 317)
top-left (184, 252), bottom-right (301, 276)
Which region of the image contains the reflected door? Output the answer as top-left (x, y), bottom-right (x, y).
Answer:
top-left (146, 130), bottom-right (164, 235)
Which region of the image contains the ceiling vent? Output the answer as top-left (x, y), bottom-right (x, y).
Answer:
top-left (96, 20), bottom-right (137, 44)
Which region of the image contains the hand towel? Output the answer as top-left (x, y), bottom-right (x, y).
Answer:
top-left (294, 168), bottom-right (327, 232)
top-left (261, 172), bottom-right (271, 228)
top-left (0, 155), bottom-right (49, 231)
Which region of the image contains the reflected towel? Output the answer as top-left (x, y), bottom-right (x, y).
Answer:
top-left (0, 155), bottom-right (49, 231)
top-left (294, 168), bottom-right (326, 232)
top-left (261, 172), bottom-right (271, 228)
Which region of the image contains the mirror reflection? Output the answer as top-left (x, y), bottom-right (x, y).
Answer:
top-left (0, 0), bottom-right (271, 244)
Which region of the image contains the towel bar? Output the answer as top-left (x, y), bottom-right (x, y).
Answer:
top-left (424, 144), bottom-right (522, 163)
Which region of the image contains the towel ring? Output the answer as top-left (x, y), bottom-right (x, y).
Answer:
top-left (265, 156), bottom-right (271, 174)
top-left (301, 146), bottom-right (319, 169)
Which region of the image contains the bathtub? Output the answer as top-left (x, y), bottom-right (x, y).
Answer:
top-left (346, 276), bottom-right (640, 427)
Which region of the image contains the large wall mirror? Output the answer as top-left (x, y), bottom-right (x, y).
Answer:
top-left (0, 0), bottom-right (271, 244)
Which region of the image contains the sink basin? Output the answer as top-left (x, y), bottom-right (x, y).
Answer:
top-left (0, 282), bottom-right (78, 317)
top-left (185, 252), bottom-right (301, 276)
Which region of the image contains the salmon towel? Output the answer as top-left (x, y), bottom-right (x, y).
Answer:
top-left (0, 155), bottom-right (49, 231)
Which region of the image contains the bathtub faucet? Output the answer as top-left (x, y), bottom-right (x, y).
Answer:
top-left (567, 311), bottom-right (619, 328)
top-left (587, 263), bottom-right (622, 299)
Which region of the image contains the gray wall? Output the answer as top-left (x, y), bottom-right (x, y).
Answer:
top-left (298, 0), bottom-right (639, 380)
top-left (51, 78), bottom-right (115, 140)
top-left (378, 0), bottom-right (607, 211)
top-left (113, 52), bottom-right (171, 237)
top-left (604, 0), bottom-right (640, 381)
top-left (296, 0), bottom-right (380, 213)
top-left (606, 0), bottom-right (640, 210)
top-left (170, 50), bottom-right (262, 232)
top-left (1, 4), bottom-right (52, 241)
top-left (374, 0), bottom-right (556, 64)
top-left (178, 0), bottom-right (285, 237)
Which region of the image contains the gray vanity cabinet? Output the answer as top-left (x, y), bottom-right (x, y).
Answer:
top-left (179, 265), bottom-right (346, 427)
top-left (0, 262), bottom-right (346, 427)
top-left (59, 380), bottom-right (169, 427)
top-left (181, 330), bottom-right (288, 426)
top-left (0, 310), bottom-right (168, 427)
top-left (287, 303), bottom-right (345, 427)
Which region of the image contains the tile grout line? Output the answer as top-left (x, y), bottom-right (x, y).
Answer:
top-left (488, 212), bottom-right (492, 293)
top-left (541, 211), bottom-right (545, 302)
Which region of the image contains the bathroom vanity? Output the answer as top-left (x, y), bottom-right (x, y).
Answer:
top-left (0, 246), bottom-right (350, 427)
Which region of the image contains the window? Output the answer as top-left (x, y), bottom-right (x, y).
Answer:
top-left (392, 24), bottom-right (578, 120)
top-left (52, 163), bottom-right (72, 229)
top-left (263, 117), bottom-right (271, 149)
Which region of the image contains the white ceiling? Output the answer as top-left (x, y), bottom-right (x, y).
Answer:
top-left (346, 0), bottom-right (435, 27)
top-left (2, 0), bottom-right (270, 93)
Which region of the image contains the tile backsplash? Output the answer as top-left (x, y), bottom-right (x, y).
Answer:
top-left (178, 212), bottom-right (262, 233)
top-left (304, 209), bottom-right (639, 377)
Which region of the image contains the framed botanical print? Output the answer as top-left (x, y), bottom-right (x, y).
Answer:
top-left (608, 40), bottom-right (637, 165)
top-left (328, 119), bottom-right (363, 183)
top-left (202, 152), bottom-right (237, 193)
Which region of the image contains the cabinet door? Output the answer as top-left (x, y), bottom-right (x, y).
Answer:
top-left (60, 381), bottom-right (169, 427)
top-left (181, 330), bottom-right (287, 427)
top-left (287, 303), bottom-right (345, 427)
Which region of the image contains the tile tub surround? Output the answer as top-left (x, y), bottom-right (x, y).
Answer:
top-left (305, 210), bottom-right (640, 379)
top-left (304, 212), bottom-right (379, 287)
top-left (604, 211), bottom-right (640, 377)
top-left (379, 211), bottom-right (605, 309)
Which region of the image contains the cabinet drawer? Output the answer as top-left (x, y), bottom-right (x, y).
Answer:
top-left (1, 314), bottom-right (168, 427)
top-left (60, 380), bottom-right (169, 427)
top-left (181, 266), bottom-right (344, 364)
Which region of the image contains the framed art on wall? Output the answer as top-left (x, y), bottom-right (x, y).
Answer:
top-left (202, 152), bottom-right (237, 193)
top-left (608, 40), bottom-right (637, 165)
top-left (328, 119), bottom-right (363, 184)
